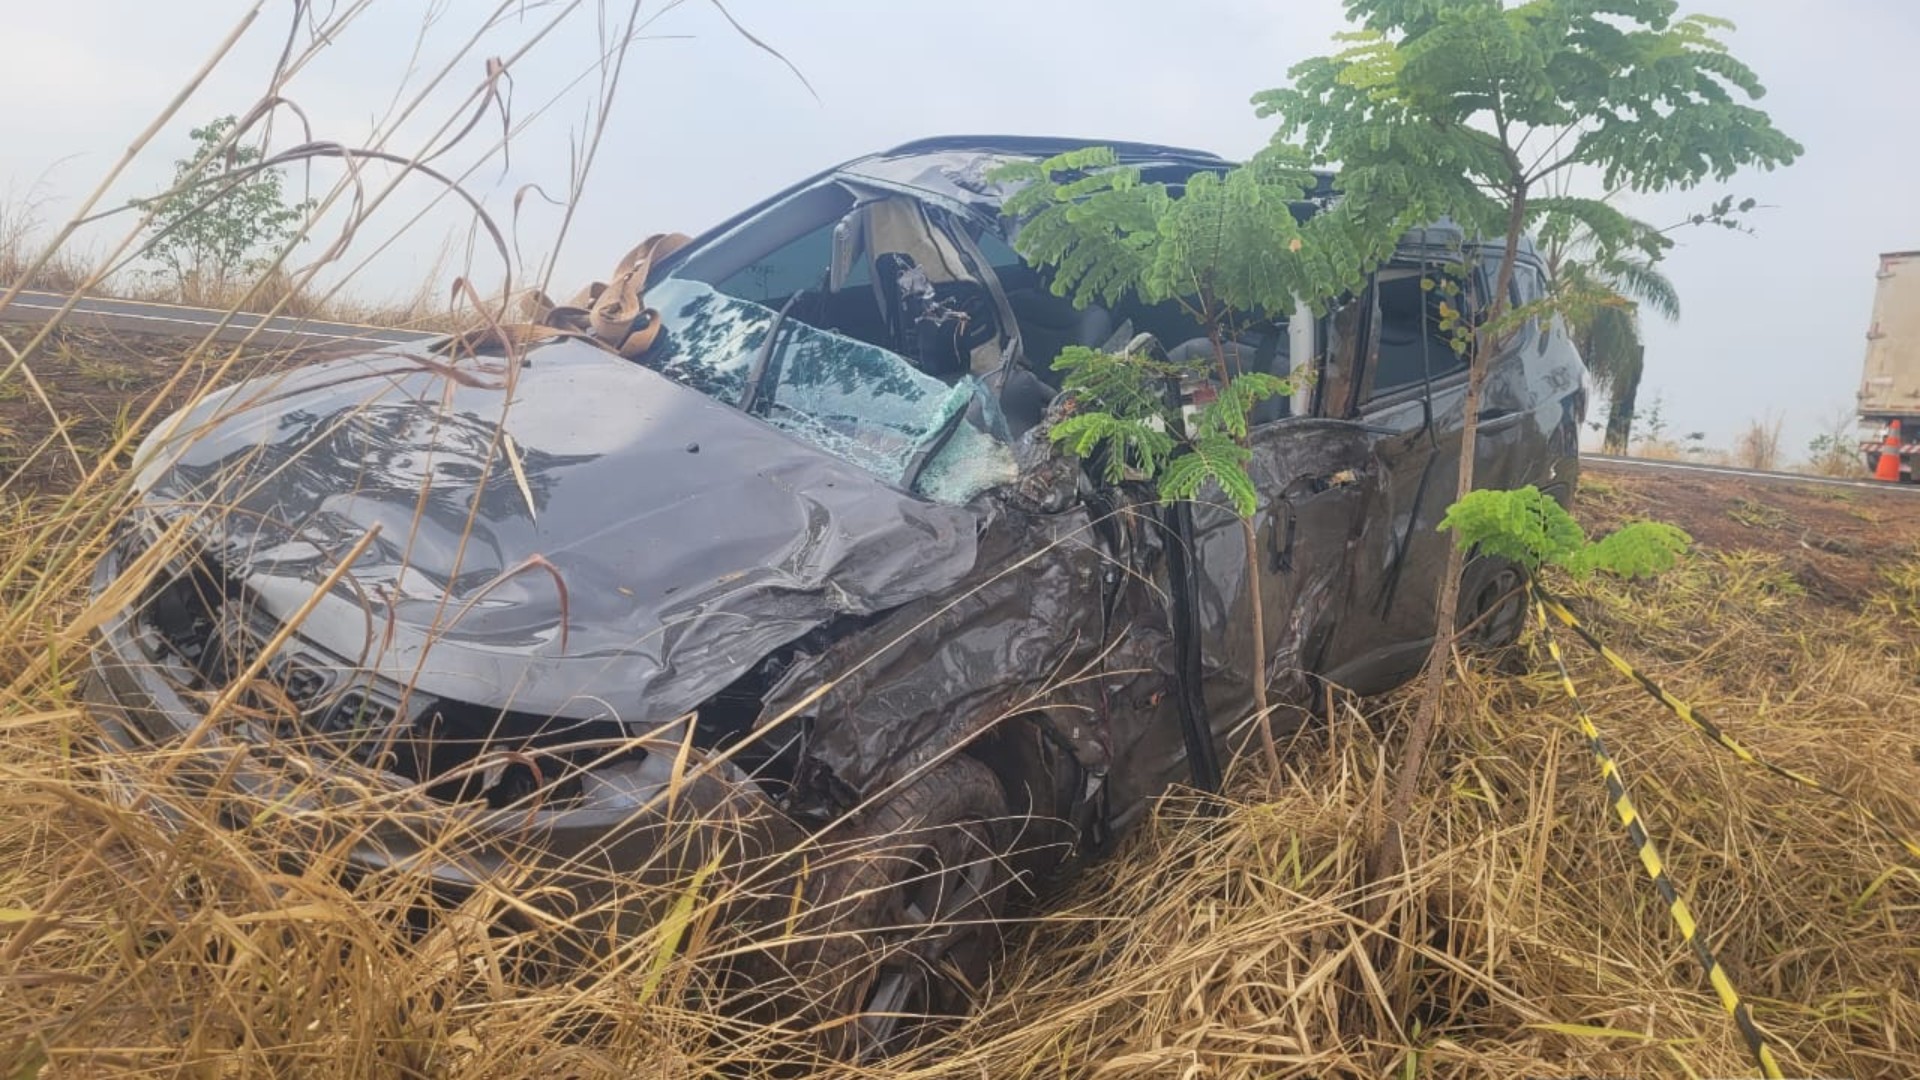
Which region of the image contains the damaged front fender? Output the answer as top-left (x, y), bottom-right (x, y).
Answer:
top-left (761, 499), bottom-right (1130, 810)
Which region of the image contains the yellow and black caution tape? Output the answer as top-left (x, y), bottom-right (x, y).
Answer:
top-left (1534, 591), bottom-right (1784, 1079)
top-left (1536, 588), bottom-right (1920, 863)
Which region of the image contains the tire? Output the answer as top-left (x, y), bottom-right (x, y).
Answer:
top-left (1459, 559), bottom-right (1528, 651)
top-left (758, 755), bottom-right (1013, 1061)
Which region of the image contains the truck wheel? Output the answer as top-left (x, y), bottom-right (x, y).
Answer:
top-left (766, 755), bottom-right (1013, 1061)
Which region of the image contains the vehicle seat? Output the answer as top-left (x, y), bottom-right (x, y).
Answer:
top-left (859, 198), bottom-right (1006, 379)
top-left (874, 252), bottom-right (998, 381)
top-left (1005, 290), bottom-right (1115, 386)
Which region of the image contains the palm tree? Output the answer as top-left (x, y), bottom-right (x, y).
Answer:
top-left (1532, 206), bottom-right (1680, 452)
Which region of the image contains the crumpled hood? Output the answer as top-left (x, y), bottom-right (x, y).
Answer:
top-left (133, 340), bottom-right (982, 724)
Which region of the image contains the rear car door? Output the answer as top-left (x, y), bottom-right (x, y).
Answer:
top-left (1316, 258), bottom-right (1476, 693)
top-left (1317, 245), bottom-right (1574, 692)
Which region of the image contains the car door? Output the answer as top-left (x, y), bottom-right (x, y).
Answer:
top-left (1316, 244), bottom-right (1573, 693)
top-left (1311, 258), bottom-right (1475, 694)
top-left (1185, 245), bottom-right (1494, 749)
top-left (1175, 304), bottom-right (1387, 759)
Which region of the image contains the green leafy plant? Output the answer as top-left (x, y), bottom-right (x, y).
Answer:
top-left (1048, 345), bottom-right (1290, 516)
top-left (997, 144), bottom-right (1400, 776)
top-left (996, 145), bottom-right (1396, 323)
top-left (1632, 391), bottom-right (1671, 451)
top-left (1045, 346), bottom-right (1181, 482)
top-left (1805, 409), bottom-right (1864, 478)
top-left (1439, 486), bottom-right (1690, 580)
top-left (1160, 372), bottom-right (1294, 513)
top-left (133, 116), bottom-right (315, 300)
top-left (1257, 0), bottom-right (1800, 867)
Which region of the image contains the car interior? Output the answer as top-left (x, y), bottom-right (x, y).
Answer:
top-left (669, 182), bottom-right (1313, 439)
top-left (1366, 267), bottom-right (1469, 400)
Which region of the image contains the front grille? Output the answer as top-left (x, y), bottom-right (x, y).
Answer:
top-left (128, 530), bottom-right (409, 773)
top-left (118, 520), bottom-right (617, 809)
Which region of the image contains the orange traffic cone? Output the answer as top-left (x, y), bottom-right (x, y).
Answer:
top-left (1875, 421), bottom-right (1903, 482)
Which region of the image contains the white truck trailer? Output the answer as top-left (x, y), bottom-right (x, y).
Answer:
top-left (1859, 250), bottom-right (1920, 481)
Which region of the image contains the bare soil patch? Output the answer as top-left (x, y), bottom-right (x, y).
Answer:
top-left (0, 325), bottom-right (295, 493)
top-left (1580, 460), bottom-right (1920, 611)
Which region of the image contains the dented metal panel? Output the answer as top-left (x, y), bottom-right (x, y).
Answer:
top-left (133, 340), bottom-right (987, 725)
top-left (91, 135), bottom-right (1588, 889)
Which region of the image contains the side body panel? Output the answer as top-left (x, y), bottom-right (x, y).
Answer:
top-left (1859, 251), bottom-right (1920, 421)
top-left (1181, 421), bottom-right (1380, 742)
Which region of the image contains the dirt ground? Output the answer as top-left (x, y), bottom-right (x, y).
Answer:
top-left (0, 325), bottom-right (295, 494)
top-left (1577, 459), bottom-right (1920, 611)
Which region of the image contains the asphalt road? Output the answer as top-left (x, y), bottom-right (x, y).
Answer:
top-left (1585, 453), bottom-right (1917, 495)
top-left (0, 288), bottom-right (433, 351)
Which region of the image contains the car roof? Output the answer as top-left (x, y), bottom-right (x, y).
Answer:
top-left (678, 136), bottom-right (1285, 253)
top-left (842, 135), bottom-right (1339, 210)
top-left (671, 136), bottom-right (1530, 271)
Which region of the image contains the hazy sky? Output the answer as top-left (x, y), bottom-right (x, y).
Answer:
top-left (3, 0), bottom-right (1915, 456)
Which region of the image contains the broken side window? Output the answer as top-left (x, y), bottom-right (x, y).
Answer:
top-left (1362, 268), bottom-right (1469, 402)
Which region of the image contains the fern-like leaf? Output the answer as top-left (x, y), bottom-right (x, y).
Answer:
top-left (1160, 436), bottom-right (1257, 516)
top-left (1439, 485), bottom-right (1589, 570)
top-left (1567, 521), bottom-right (1692, 580)
top-left (1440, 486), bottom-right (1690, 581)
top-left (1049, 411), bottom-right (1175, 484)
top-left (1199, 373), bottom-right (1292, 441)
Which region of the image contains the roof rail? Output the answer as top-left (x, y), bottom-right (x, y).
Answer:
top-left (875, 134), bottom-right (1230, 166)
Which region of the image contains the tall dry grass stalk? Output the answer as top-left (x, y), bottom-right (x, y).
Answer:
top-left (1735, 413), bottom-right (1787, 472)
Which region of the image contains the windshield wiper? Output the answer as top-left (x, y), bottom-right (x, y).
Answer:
top-left (738, 269), bottom-right (828, 417)
top-left (738, 290), bottom-right (805, 417)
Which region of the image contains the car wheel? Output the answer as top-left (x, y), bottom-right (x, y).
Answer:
top-left (1460, 561), bottom-right (1527, 650)
top-left (767, 755), bottom-right (1013, 1061)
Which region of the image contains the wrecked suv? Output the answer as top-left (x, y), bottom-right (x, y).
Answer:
top-left (85, 136), bottom-right (1584, 1055)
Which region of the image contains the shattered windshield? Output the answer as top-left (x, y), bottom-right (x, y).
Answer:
top-left (640, 276), bottom-right (1016, 502)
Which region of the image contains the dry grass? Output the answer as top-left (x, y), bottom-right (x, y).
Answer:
top-left (4, 197), bottom-right (455, 334)
top-left (1735, 413), bottom-right (1788, 472)
top-left (1627, 438), bottom-right (1677, 461)
top-left (120, 264), bottom-right (466, 334)
top-left (0, 370), bottom-right (1917, 1078)
top-left (0, 190), bottom-right (91, 296)
top-left (1802, 409), bottom-right (1869, 479)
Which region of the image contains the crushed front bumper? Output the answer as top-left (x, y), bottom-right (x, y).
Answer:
top-left (81, 593), bottom-right (798, 938)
